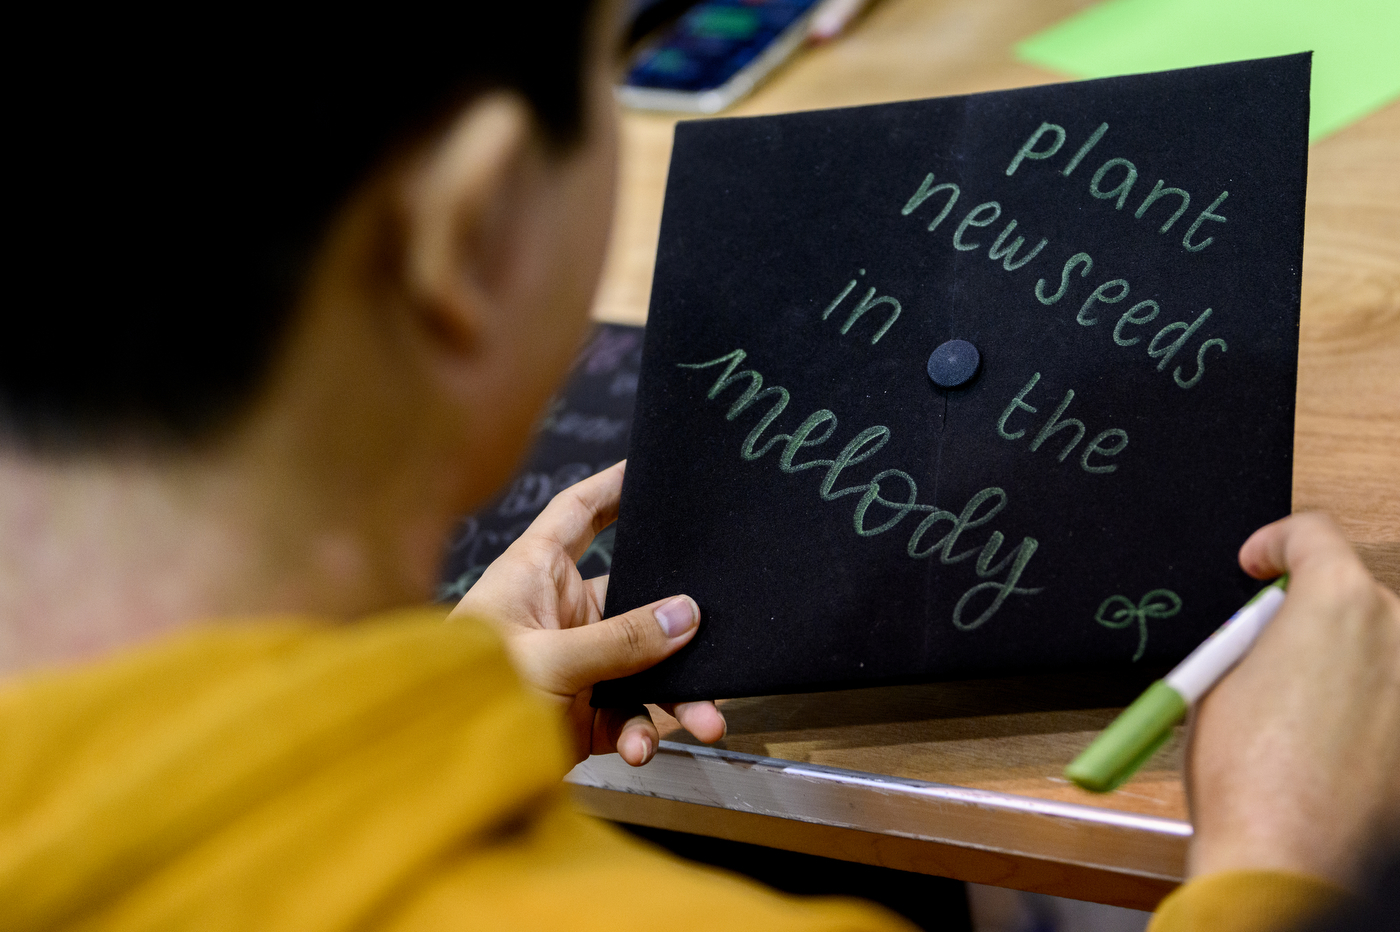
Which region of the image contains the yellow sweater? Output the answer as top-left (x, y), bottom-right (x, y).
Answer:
top-left (0, 610), bottom-right (1343, 931)
top-left (0, 610), bottom-right (909, 931)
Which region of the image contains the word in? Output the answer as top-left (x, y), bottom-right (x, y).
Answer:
top-left (1006, 121), bottom-right (1228, 253)
top-left (680, 348), bottom-right (1043, 630)
top-left (1095, 589), bottom-right (1182, 662)
top-left (996, 373), bottom-right (1129, 474)
top-left (821, 269), bottom-right (903, 344)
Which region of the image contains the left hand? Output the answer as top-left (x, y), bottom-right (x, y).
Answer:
top-left (449, 461), bottom-right (726, 766)
top-left (1185, 513), bottom-right (1400, 887)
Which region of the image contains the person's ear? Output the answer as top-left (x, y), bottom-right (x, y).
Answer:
top-left (401, 92), bottom-right (540, 357)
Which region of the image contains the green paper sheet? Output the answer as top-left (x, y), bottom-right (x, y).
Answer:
top-left (1017, 0), bottom-right (1400, 141)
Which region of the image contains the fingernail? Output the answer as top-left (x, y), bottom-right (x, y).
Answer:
top-left (654, 596), bottom-right (698, 638)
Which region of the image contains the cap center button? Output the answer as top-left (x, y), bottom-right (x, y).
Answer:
top-left (927, 339), bottom-right (981, 389)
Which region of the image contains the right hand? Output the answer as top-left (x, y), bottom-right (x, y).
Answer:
top-left (1186, 513), bottom-right (1400, 888)
top-left (448, 462), bottom-right (726, 768)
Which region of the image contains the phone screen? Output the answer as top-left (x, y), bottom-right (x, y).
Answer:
top-left (624, 0), bottom-right (822, 94)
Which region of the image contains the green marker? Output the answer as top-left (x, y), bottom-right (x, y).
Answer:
top-left (1066, 576), bottom-right (1289, 793)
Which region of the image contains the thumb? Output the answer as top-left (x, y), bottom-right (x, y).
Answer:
top-left (1239, 512), bottom-right (1349, 580)
top-left (515, 595), bottom-right (700, 696)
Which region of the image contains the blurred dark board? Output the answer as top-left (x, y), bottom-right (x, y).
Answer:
top-left (438, 324), bottom-right (643, 601)
top-left (597, 56), bottom-right (1308, 705)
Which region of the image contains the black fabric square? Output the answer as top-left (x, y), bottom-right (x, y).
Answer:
top-left (596, 55), bottom-right (1309, 705)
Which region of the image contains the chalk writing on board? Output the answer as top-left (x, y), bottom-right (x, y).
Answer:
top-left (1095, 589), bottom-right (1183, 661)
top-left (680, 348), bottom-right (1042, 630)
top-left (439, 464), bottom-right (622, 600)
top-left (539, 405), bottom-right (630, 443)
top-left (497, 463), bottom-right (599, 518)
top-left (439, 324), bottom-right (642, 601)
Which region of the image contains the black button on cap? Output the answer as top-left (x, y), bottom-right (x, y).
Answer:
top-left (927, 339), bottom-right (981, 389)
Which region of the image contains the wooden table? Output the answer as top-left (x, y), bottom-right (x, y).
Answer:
top-left (574, 0), bottom-right (1400, 911)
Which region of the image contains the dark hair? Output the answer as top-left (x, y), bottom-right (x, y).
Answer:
top-left (3, 7), bottom-right (600, 452)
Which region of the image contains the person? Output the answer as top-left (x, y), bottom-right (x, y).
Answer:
top-left (1, 3), bottom-right (1396, 930)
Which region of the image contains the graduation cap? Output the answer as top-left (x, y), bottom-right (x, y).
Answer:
top-left (594, 55), bottom-right (1310, 706)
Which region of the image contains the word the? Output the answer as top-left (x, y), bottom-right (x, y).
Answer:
top-left (1006, 121), bottom-right (1228, 253)
top-left (996, 373), bottom-right (1129, 474)
top-left (680, 348), bottom-right (1043, 630)
top-left (1095, 589), bottom-right (1182, 662)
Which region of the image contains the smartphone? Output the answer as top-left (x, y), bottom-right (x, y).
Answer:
top-left (619, 0), bottom-right (824, 114)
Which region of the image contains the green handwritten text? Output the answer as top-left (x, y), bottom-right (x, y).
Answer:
top-left (680, 349), bottom-right (1044, 630)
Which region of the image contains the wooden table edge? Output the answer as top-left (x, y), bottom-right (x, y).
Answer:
top-left (567, 740), bottom-right (1190, 910)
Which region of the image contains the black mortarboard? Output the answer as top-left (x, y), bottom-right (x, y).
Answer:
top-left (595, 55), bottom-right (1310, 705)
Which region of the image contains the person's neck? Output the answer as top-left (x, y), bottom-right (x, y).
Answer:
top-left (0, 423), bottom-right (456, 675)
top-left (0, 271), bottom-right (484, 676)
